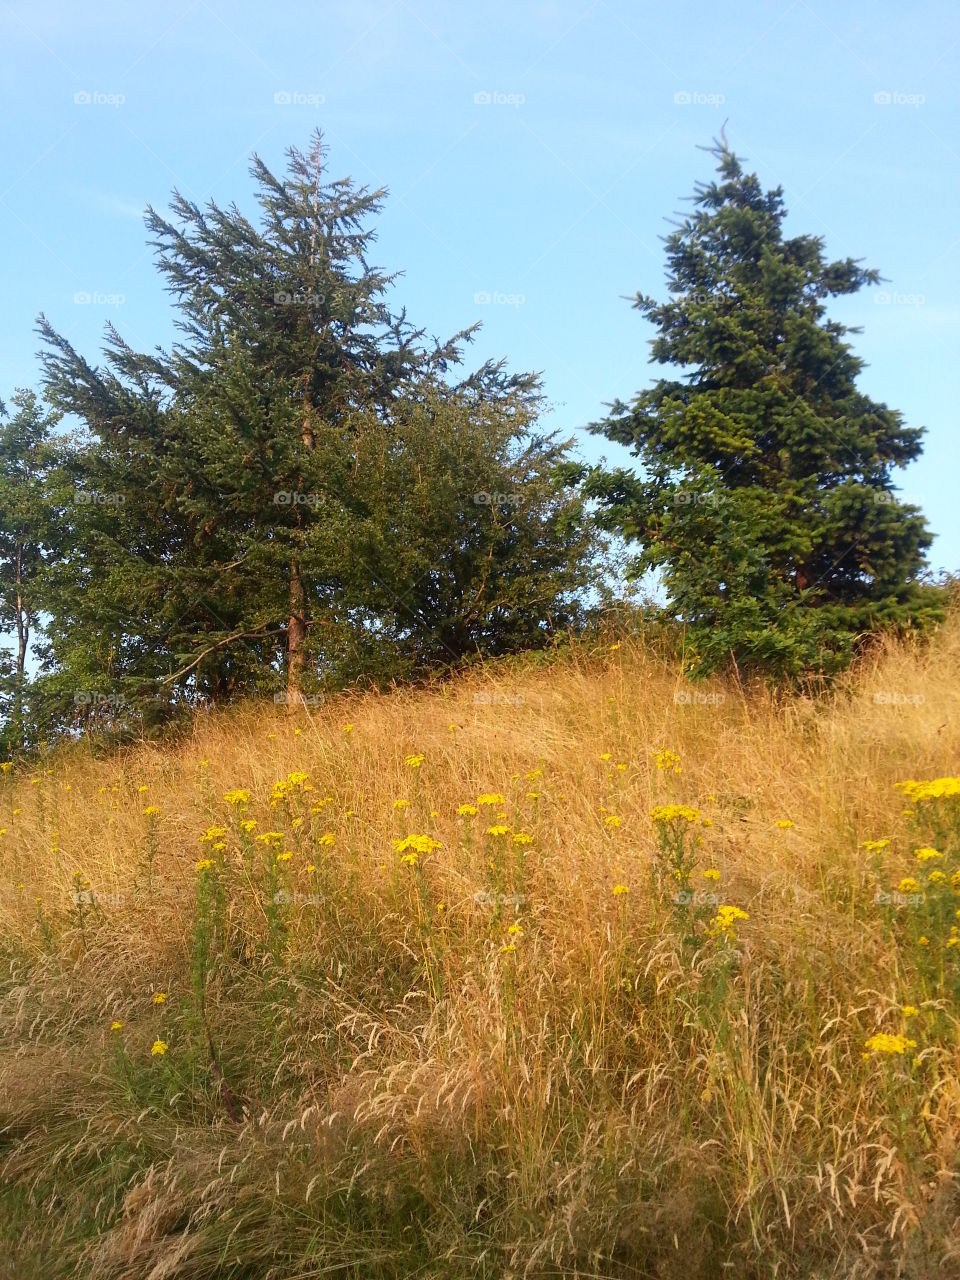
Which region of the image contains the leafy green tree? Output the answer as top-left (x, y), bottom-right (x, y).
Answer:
top-left (582, 135), bottom-right (939, 678)
top-left (37, 132), bottom-right (600, 722)
top-left (0, 389), bottom-right (63, 750)
top-left (334, 382), bottom-right (603, 678)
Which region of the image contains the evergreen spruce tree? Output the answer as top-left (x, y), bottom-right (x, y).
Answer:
top-left (583, 135), bottom-right (939, 678)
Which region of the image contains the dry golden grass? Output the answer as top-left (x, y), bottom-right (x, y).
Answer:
top-left (2, 617), bottom-right (960, 1278)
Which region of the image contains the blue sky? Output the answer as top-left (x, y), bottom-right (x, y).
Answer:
top-left (1, 0), bottom-right (957, 571)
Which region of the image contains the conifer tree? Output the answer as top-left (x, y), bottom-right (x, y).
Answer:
top-left (36, 132), bottom-right (596, 722)
top-left (582, 135), bottom-right (939, 677)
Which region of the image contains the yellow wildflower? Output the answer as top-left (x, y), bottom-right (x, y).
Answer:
top-left (405, 753), bottom-right (425, 768)
top-left (393, 834), bottom-right (442, 855)
top-left (862, 1033), bottom-right (916, 1057)
top-left (914, 847), bottom-right (943, 862)
top-left (151, 1040), bottom-right (168, 1056)
top-left (110, 1020), bottom-right (123, 1032)
top-left (898, 877), bottom-right (920, 893)
top-left (650, 804), bottom-right (701, 824)
top-left (393, 798), bottom-right (410, 810)
top-left (143, 806), bottom-right (160, 817)
top-left (653, 748), bottom-right (682, 774)
top-left (711, 905), bottom-right (749, 937)
top-left (512, 832), bottom-right (533, 845)
top-left (612, 884), bottom-right (629, 896)
top-left (317, 833), bottom-right (335, 847)
top-left (223, 789), bottom-right (250, 806)
top-left (152, 992), bottom-right (167, 1005)
top-left (604, 815), bottom-right (621, 828)
top-left (457, 803), bottom-right (478, 816)
top-left (861, 839), bottom-right (890, 852)
top-left (196, 858), bottom-right (214, 872)
top-left (702, 868), bottom-right (721, 881)
top-left (896, 777), bottom-right (960, 803)
top-left (477, 793), bottom-right (506, 806)
top-left (775, 820), bottom-right (794, 829)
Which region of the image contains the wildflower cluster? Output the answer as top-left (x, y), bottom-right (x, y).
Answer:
top-left (653, 748), bottom-right (682, 774)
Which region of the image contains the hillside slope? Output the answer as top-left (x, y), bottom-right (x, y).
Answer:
top-left (2, 621), bottom-right (960, 1278)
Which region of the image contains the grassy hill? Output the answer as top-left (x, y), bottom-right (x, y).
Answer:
top-left (2, 618), bottom-right (960, 1279)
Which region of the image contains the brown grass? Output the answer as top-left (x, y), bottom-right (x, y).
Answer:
top-left (2, 618), bottom-right (960, 1277)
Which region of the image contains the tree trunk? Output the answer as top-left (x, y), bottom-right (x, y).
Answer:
top-left (287, 557), bottom-right (308, 705)
top-left (286, 145), bottom-right (322, 707)
top-left (13, 545), bottom-right (28, 752)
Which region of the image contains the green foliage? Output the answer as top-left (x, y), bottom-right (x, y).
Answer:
top-left (28, 132), bottom-right (600, 737)
top-left (0, 390), bottom-right (64, 750)
top-left (584, 136), bottom-right (940, 678)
